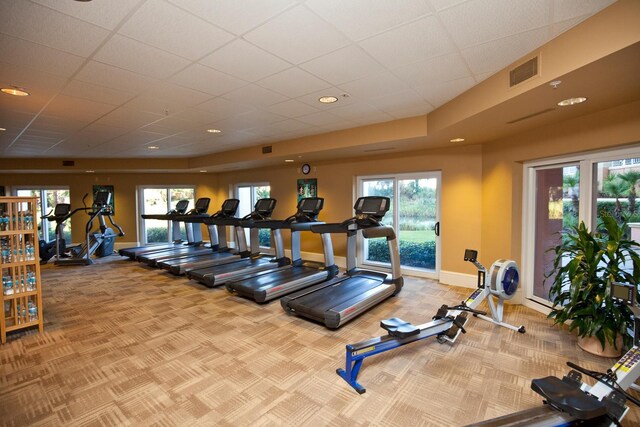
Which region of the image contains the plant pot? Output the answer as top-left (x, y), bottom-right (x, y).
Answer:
top-left (577, 334), bottom-right (623, 358)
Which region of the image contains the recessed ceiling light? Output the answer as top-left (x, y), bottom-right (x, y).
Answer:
top-left (207, 129), bottom-right (221, 133)
top-left (199, 170), bottom-right (207, 173)
top-left (285, 159), bottom-right (294, 163)
top-left (450, 138), bottom-right (465, 143)
top-left (318, 96), bottom-right (338, 104)
top-left (148, 145), bottom-right (159, 150)
top-left (557, 97), bottom-right (587, 106)
top-left (1, 87), bottom-right (29, 97)
top-left (0, 127), bottom-right (6, 131)
top-left (549, 80), bottom-right (562, 89)
top-left (85, 170), bottom-right (94, 173)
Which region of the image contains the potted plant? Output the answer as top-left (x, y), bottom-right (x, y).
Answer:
top-left (547, 215), bottom-right (640, 357)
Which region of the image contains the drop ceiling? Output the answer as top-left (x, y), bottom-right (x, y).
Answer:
top-left (0, 0), bottom-right (618, 160)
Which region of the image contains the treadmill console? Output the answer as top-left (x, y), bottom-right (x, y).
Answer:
top-left (194, 197), bottom-right (211, 214)
top-left (253, 198), bottom-right (277, 219)
top-left (220, 199), bottom-right (240, 217)
top-left (295, 197), bottom-right (324, 222)
top-left (172, 199), bottom-right (190, 215)
top-left (354, 196), bottom-right (390, 222)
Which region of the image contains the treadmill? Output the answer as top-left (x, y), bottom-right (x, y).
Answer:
top-left (157, 199), bottom-right (242, 275)
top-left (118, 199), bottom-right (190, 260)
top-left (136, 197), bottom-right (211, 266)
top-left (226, 197), bottom-right (339, 303)
top-left (280, 196), bottom-right (404, 329)
top-left (186, 198), bottom-right (290, 288)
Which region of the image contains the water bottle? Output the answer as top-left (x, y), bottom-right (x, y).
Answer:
top-left (26, 242), bottom-right (35, 260)
top-left (28, 301), bottom-right (37, 322)
top-left (3, 276), bottom-right (13, 295)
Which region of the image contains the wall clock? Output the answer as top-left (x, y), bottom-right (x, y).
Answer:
top-left (302, 163), bottom-right (311, 175)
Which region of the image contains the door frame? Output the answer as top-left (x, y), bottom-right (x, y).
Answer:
top-left (357, 171), bottom-right (441, 279)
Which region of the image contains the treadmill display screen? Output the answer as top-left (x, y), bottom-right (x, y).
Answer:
top-left (174, 199), bottom-right (190, 214)
top-left (299, 197), bottom-right (324, 213)
top-left (221, 199), bottom-right (240, 215)
top-left (194, 197), bottom-right (211, 213)
top-left (355, 197), bottom-right (389, 216)
top-left (255, 198), bottom-right (276, 215)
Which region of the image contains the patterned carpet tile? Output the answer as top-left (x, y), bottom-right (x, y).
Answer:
top-left (1, 257), bottom-right (639, 426)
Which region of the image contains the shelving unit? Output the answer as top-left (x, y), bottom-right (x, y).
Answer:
top-left (1, 196), bottom-right (43, 344)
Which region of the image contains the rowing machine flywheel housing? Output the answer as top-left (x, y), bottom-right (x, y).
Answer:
top-left (488, 259), bottom-right (519, 300)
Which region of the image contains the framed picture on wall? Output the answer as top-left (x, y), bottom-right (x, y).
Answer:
top-left (93, 185), bottom-right (115, 214)
top-left (297, 179), bottom-right (317, 202)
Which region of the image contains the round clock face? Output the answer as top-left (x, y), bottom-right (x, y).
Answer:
top-left (302, 163), bottom-right (311, 175)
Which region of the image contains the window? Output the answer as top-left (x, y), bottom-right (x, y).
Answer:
top-left (14, 187), bottom-right (71, 244)
top-left (358, 173), bottom-right (441, 277)
top-left (138, 187), bottom-right (195, 244)
top-left (523, 146), bottom-right (640, 309)
top-left (235, 183), bottom-right (271, 248)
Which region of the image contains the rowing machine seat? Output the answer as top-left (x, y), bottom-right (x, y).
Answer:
top-left (380, 317), bottom-right (420, 338)
top-left (531, 376), bottom-right (608, 420)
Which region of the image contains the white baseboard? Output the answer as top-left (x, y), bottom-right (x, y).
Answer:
top-left (439, 270), bottom-right (477, 288)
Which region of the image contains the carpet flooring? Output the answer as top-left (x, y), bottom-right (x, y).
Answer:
top-left (1, 255), bottom-right (639, 426)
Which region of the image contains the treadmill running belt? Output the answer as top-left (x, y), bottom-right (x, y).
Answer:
top-left (288, 276), bottom-right (383, 319)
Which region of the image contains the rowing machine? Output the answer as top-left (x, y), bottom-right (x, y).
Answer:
top-left (336, 249), bottom-right (525, 394)
top-left (467, 281), bottom-right (640, 426)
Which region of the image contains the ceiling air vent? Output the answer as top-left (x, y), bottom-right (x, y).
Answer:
top-left (262, 146), bottom-right (272, 154)
top-left (62, 160), bottom-right (75, 166)
top-left (510, 56), bottom-right (538, 87)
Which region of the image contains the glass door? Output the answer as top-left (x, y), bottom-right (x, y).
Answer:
top-left (235, 183), bottom-right (271, 248)
top-left (139, 187), bottom-right (195, 244)
top-left (528, 165), bottom-right (580, 304)
top-left (358, 172), bottom-right (441, 278)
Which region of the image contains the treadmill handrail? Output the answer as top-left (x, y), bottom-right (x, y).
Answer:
top-left (290, 221), bottom-right (325, 232)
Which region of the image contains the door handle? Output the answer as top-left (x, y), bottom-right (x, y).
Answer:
top-left (434, 222), bottom-right (440, 237)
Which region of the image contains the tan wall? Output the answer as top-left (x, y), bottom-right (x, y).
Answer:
top-left (1, 173), bottom-right (219, 245)
top-left (481, 99), bottom-right (640, 271)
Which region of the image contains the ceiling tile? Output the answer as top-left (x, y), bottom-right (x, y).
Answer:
top-left (42, 95), bottom-right (116, 123)
top-left (367, 89), bottom-right (434, 118)
top-left (427, 0), bottom-right (467, 11)
top-left (295, 87), bottom-right (357, 110)
top-left (359, 15), bottom-right (456, 68)
top-left (140, 116), bottom-right (197, 134)
top-left (338, 70), bottom-right (412, 100)
top-left (30, 115), bottom-right (88, 133)
top-left (296, 111), bottom-right (355, 128)
top-left (416, 76), bottom-right (476, 106)
top-left (552, 0), bottom-right (616, 23)
top-left (328, 102), bottom-right (395, 124)
top-left (265, 99), bottom-right (320, 118)
top-left (461, 27), bottom-right (548, 75)
top-left (167, 0), bottom-right (297, 36)
top-left (145, 82), bottom-right (213, 108)
top-left (94, 34), bottom-right (191, 79)
top-left (195, 97), bottom-right (256, 121)
top-left (119, 0), bottom-right (234, 61)
top-left (551, 15), bottom-right (589, 39)
top-left (438, 0), bottom-right (550, 49)
top-left (222, 84), bottom-right (289, 108)
top-left (306, 0), bottom-right (433, 41)
top-left (169, 63), bottom-right (248, 96)
top-left (93, 107), bottom-right (165, 130)
top-left (74, 61), bottom-right (159, 94)
top-left (0, 1), bottom-right (109, 57)
top-left (245, 5), bottom-right (350, 64)
top-left (212, 109), bottom-right (285, 130)
top-left (392, 53), bottom-right (471, 86)
top-left (257, 67), bottom-right (331, 98)
top-left (200, 39), bottom-right (291, 82)
top-left (0, 35), bottom-right (85, 79)
top-left (300, 45), bottom-right (385, 86)
top-left (62, 80), bottom-right (135, 106)
top-left (30, 0), bottom-right (143, 31)
top-left (123, 95), bottom-right (188, 116)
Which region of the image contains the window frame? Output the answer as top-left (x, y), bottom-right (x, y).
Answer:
top-left (356, 171), bottom-right (441, 279)
top-left (136, 185), bottom-right (196, 245)
top-left (12, 186), bottom-right (71, 243)
top-left (522, 145), bottom-right (640, 313)
top-left (232, 182), bottom-right (271, 250)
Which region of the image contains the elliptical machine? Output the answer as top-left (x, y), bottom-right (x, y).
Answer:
top-left (40, 203), bottom-right (72, 264)
top-left (55, 191), bottom-right (125, 266)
